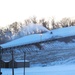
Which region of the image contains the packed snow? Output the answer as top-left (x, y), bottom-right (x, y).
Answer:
top-left (1, 32), bottom-right (51, 48)
top-left (51, 26), bottom-right (75, 38)
top-left (1, 25), bottom-right (75, 75)
top-left (1, 25), bottom-right (75, 48)
top-left (1, 65), bottom-right (75, 75)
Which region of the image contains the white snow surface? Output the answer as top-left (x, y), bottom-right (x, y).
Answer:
top-left (2, 65), bottom-right (75, 75)
top-left (1, 32), bottom-right (51, 48)
top-left (1, 25), bottom-right (75, 75)
top-left (1, 25), bottom-right (75, 48)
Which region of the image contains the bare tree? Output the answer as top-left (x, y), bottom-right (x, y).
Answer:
top-left (60, 18), bottom-right (71, 27)
top-left (51, 18), bottom-right (55, 29)
top-left (30, 16), bottom-right (37, 24)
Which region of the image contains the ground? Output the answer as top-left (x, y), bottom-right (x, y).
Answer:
top-left (1, 64), bottom-right (75, 75)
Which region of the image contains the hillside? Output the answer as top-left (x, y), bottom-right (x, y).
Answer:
top-left (1, 25), bottom-right (75, 48)
top-left (1, 25), bottom-right (75, 67)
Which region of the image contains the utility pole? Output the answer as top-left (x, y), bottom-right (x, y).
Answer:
top-left (24, 52), bottom-right (26, 75)
top-left (12, 50), bottom-right (14, 75)
top-left (0, 46), bottom-right (2, 75)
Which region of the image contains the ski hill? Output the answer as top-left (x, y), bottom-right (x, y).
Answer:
top-left (1, 25), bottom-right (75, 49)
top-left (1, 24), bottom-right (75, 66)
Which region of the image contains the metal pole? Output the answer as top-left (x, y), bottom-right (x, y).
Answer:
top-left (12, 50), bottom-right (14, 75)
top-left (24, 52), bottom-right (26, 75)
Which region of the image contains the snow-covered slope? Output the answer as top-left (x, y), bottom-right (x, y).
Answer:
top-left (1, 32), bottom-right (51, 48)
top-left (1, 25), bottom-right (75, 48)
top-left (51, 26), bottom-right (75, 38)
top-left (2, 65), bottom-right (75, 75)
top-left (1, 25), bottom-right (75, 75)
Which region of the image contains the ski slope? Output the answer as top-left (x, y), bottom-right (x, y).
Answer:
top-left (1, 25), bottom-right (75, 48)
top-left (1, 25), bottom-right (75, 75)
top-left (2, 65), bottom-right (75, 75)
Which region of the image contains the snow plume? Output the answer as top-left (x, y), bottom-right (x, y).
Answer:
top-left (21, 23), bottom-right (49, 35)
top-left (11, 23), bottom-right (49, 40)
